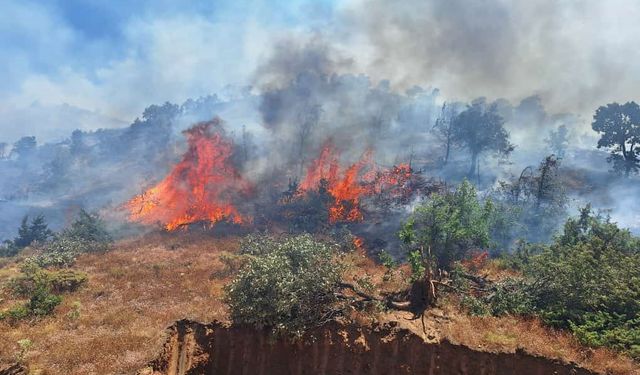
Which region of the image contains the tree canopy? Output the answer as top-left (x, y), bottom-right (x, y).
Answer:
top-left (592, 101), bottom-right (640, 176)
top-left (451, 99), bottom-right (513, 178)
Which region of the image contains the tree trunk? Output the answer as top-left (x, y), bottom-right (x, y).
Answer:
top-left (444, 129), bottom-right (451, 165)
top-left (468, 152), bottom-right (478, 178)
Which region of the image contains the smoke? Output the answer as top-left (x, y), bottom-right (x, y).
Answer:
top-left (254, 39), bottom-right (441, 180)
top-left (338, 0), bottom-right (640, 117)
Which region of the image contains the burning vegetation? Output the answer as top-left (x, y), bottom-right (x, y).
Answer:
top-left (126, 119), bottom-right (252, 231)
top-left (126, 126), bottom-right (431, 235)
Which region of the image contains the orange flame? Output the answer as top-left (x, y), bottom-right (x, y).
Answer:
top-left (126, 120), bottom-right (250, 230)
top-left (299, 141), bottom-right (416, 223)
top-left (299, 142), bottom-right (375, 223)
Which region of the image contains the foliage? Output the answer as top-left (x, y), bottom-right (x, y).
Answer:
top-left (276, 179), bottom-right (332, 233)
top-left (7, 262), bottom-right (87, 297)
top-left (16, 338), bottom-right (33, 364)
top-left (450, 99), bottom-right (514, 177)
top-left (59, 209), bottom-right (112, 253)
top-left (29, 244), bottom-right (78, 268)
top-left (1, 215), bottom-right (54, 257)
top-left (407, 250), bottom-right (426, 282)
top-left (224, 234), bottom-right (343, 336)
top-left (12, 136), bottom-right (37, 160)
top-left (66, 301), bottom-right (82, 321)
top-left (528, 206), bottom-right (640, 328)
top-left (570, 312), bottom-right (640, 359)
top-left (378, 249), bottom-right (396, 270)
top-left (26, 285), bottom-right (63, 317)
top-left (1, 269), bottom-right (63, 322)
top-left (591, 101), bottom-right (640, 176)
top-left (400, 180), bottom-right (494, 269)
top-left (477, 206), bottom-right (640, 358)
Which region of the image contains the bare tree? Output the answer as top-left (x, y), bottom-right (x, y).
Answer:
top-left (296, 104), bottom-right (322, 176)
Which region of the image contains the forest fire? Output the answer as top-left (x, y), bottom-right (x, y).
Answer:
top-left (125, 124), bottom-right (420, 232)
top-left (299, 142), bottom-right (373, 223)
top-left (126, 119), bottom-right (251, 230)
top-left (299, 142), bottom-right (414, 223)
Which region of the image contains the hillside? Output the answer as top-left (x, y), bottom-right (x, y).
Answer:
top-left (1, 233), bottom-right (637, 375)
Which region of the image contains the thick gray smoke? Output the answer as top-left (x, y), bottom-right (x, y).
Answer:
top-left (339, 0), bottom-right (640, 117)
top-left (254, 39), bottom-right (441, 178)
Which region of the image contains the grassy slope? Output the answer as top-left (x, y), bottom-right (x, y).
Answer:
top-left (0, 233), bottom-right (637, 375)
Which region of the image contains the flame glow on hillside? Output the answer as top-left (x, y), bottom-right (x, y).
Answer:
top-left (126, 119), bottom-right (251, 230)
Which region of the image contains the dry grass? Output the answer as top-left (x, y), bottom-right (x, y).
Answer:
top-left (441, 303), bottom-right (639, 375)
top-left (0, 233), bottom-right (638, 375)
top-left (0, 232), bottom-right (237, 374)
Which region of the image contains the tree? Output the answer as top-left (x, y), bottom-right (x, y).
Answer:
top-left (399, 180), bottom-right (493, 269)
top-left (13, 215), bottom-right (53, 248)
top-left (1, 215), bottom-right (55, 256)
top-left (58, 209), bottom-right (112, 252)
top-left (433, 102), bottom-right (457, 166)
top-left (0, 142), bottom-right (8, 159)
top-left (492, 155), bottom-right (567, 248)
top-left (11, 136), bottom-right (37, 160)
top-left (451, 99), bottom-right (513, 179)
top-left (547, 124), bottom-right (569, 159)
top-left (592, 101), bottom-right (640, 177)
top-left (296, 103), bottom-right (322, 176)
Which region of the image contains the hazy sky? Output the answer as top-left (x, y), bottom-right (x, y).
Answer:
top-left (1, 0), bottom-right (638, 142)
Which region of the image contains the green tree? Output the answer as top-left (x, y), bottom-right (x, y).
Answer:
top-left (451, 99), bottom-right (513, 178)
top-left (11, 214), bottom-right (53, 250)
top-left (399, 180), bottom-right (494, 269)
top-left (63, 209), bottom-right (112, 250)
top-left (591, 101), bottom-right (640, 176)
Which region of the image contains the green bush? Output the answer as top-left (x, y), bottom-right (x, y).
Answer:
top-left (8, 262), bottom-right (87, 297)
top-left (224, 234), bottom-right (343, 336)
top-left (26, 285), bottom-right (63, 316)
top-left (570, 312), bottom-right (640, 359)
top-left (1, 271), bottom-right (63, 322)
top-left (30, 245), bottom-right (78, 268)
top-left (399, 180), bottom-right (493, 269)
top-left (60, 209), bottom-right (112, 252)
top-left (477, 206), bottom-right (640, 359)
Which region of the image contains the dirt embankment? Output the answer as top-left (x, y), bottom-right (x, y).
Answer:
top-left (141, 319), bottom-right (597, 375)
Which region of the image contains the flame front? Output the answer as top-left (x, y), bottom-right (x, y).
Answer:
top-left (300, 141), bottom-right (406, 223)
top-left (126, 120), bottom-right (250, 230)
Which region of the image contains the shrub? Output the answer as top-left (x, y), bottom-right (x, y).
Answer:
top-left (27, 285), bottom-right (63, 316)
top-left (6, 262), bottom-right (86, 299)
top-left (477, 206), bottom-right (640, 358)
top-left (0, 282), bottom-right (62, 322)
top-left (29, 245), bottom-right (78, 268)
top-left (570, 312), bottom-right (640, 359)
top-left (61, 209), bottom-right (112, 252)
top-left (224, 234), bottom-right (343, 336)
top-left (399, 180), bottom-right (493, 269)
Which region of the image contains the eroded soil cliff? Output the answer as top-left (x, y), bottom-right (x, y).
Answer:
top-left (141, 319), bottom-right (597, 375)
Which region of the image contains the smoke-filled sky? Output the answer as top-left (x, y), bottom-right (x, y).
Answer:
top-left (1, 0), bottom-right (639, 142)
